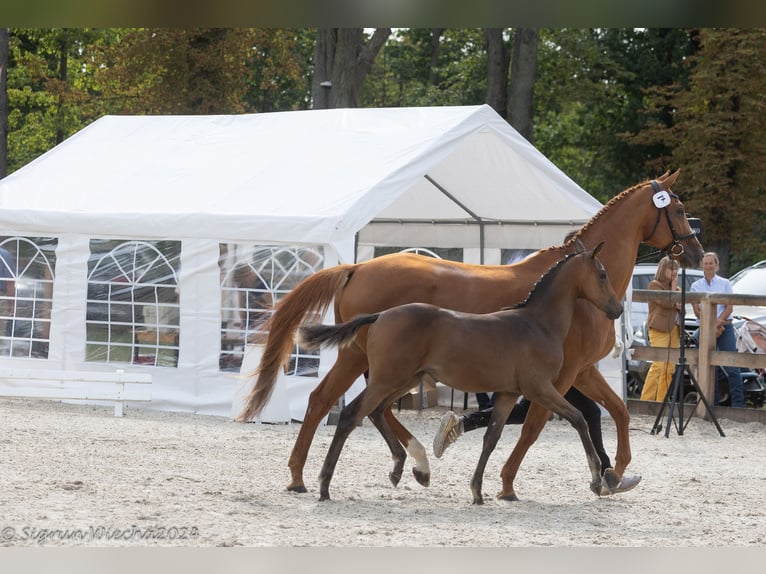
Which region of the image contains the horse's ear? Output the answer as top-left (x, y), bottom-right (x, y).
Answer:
top-left (574, 238), bottom-right (587, 254)
top-left (663, 169), bottom-right (681, 188)
top-left (591, 240), bottom-right (605, 259)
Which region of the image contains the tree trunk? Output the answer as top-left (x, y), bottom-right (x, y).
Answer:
top-left (429, 28), bottom-right (444, 86)
top-left (0, 28), bottom-right (8, 178)
top-left (484, 28), bottom-right (509, 119)
top-left (507, 28), bottom-right (538, 143)
top-left (312, 28), bottom-right (391, 109)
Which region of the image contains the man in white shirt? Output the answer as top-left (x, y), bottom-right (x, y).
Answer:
top-left (690, 252), bottom-right (744, 408)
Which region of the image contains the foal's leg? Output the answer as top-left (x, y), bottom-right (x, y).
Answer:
top-left (288, 345), bottom-right (430, 493)
top-left (498, 399), bottom-right (553, 501)
top-left (368, 406), bottom-right (410, 488)
top-left (469, 393), bottom-right (517, 505)
top-left (519, 387), bottom-right (604, 497)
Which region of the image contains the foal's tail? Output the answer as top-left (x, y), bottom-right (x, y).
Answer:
top-left (235, 264), bottom-right (355, 422)
top-left (298, 314), bottom-right (380, 351)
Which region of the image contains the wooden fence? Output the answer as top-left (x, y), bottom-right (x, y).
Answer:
top-left (630, 290), bottom-right (766, 418)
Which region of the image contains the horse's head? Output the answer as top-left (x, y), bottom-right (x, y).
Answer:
top-left (640, 170), bottom-right (704, 268)
top-left (574, 239), bottom-right (623, 320)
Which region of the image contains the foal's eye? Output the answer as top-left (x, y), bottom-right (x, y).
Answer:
top-left (599, 271), bottom-right (607, 280)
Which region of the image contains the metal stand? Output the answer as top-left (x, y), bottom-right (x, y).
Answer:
top-left (650, 268), bottom-right (725, 437)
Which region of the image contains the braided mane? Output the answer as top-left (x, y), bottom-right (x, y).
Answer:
top-left (539, 179), bottom-right (651, 255)
top-left (505, 251), bottom-right (579, 310)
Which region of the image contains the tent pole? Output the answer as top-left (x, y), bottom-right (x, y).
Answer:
top-left (424, 174), bottom-right (484, 264)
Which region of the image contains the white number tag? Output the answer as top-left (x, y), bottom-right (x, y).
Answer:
top-left (652, 190), bottom-right (671, 208)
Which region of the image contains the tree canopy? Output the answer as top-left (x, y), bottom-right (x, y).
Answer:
top-left (2, 27), bottom-right (764, 272)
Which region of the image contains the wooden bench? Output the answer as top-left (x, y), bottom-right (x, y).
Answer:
top-left (0, 368), bottom-right (152, 417)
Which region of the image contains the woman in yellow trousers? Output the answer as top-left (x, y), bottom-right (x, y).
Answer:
top-left (640, 256), bottom-right (682, 401)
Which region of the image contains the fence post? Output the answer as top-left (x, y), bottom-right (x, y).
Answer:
top-left (695, 294), bottom-right (718, 418)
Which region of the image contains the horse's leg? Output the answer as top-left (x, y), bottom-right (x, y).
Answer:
top-left (573, 365), bottom-right (632, 494)
top-left (287, 346), bottom-right (368, 492)
top-left (522, 387), bottom-right (605, 496)
top-left (368, 408), bottom-right (410, 488)
top-left (384, 402), bottom-right (430, 487)
top-left (319, 381), bottom-right (411, 501)
top-left (469, 393), bottom-right (517, 505)
top-left (318, 389), bottom-right (369, 501)
top-left (497, 399), bottom-right (555, 502)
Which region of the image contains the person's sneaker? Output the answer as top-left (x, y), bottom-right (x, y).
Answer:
top-left (433, 412), bottom-right (463, 458)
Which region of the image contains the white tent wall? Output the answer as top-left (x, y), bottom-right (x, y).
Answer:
top-left (0, 105), bottom-right (618, 419)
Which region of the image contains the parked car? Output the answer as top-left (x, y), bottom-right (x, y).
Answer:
top-left (730, 259), bottom-right (766, 320)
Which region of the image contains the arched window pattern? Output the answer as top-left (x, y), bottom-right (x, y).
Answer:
top-left (373, 246), bottom-right (463, 262)
top-left (86, 240), bottom-right (180, 367)
top-left (220, 244), bottom-right (324, 373)
top-left (0, 236), bottom-right (57, 359)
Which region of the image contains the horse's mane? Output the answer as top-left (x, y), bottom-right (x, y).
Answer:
top-left (504, 251), bottom-right (579, 310)
top-left (538, 179), bottom-right (650, 255)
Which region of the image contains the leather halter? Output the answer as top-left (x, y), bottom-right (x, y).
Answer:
top-left (646, 180), bottom-right (697, 257)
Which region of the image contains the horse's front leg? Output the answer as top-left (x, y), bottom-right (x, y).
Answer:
top-left (574, 365), bottom-right (632, 494)
top-left (470, 393), bottom-right (516, 505)
top-left (497, 399), bottom-right (551, 501)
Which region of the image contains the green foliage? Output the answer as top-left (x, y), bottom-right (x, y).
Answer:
top-left (633, 29), bottom-right (766, 270)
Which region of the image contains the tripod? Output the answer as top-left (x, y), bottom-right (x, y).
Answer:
top-left (650, 268), bottom-right (725, 437)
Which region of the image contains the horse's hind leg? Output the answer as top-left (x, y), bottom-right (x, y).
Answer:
top-left (319, 390), bottom-right (369, 501)
top-left (384, 405), bottom-right (430, 487)
top-left (469, 393), bottom-right (516, 505)
top-left (288, 346), bottom-right (368, 492)
top-left (368, 408), bottom-right (409, 487)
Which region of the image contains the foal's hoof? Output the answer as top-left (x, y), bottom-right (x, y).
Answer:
top-left (597, 468), bottom-right (622, 496)
top-left (389, 470), bottom-right (403, 487)
top-left (287, 484), bottom-right (308, 494)
top-left (412, 468), bottom-right (430, 487)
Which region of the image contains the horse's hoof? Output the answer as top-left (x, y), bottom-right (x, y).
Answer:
top-left (598, 468), bottom-right (622, 496)
top-left (319, 494), bottom-right (330, 502)
top-left (601, 472), bottom-right (641, 495)
top-left (412, 468), bottom-right (430, 487)
top-left (389, 471), bottom-right (402, 487)
top-left (497, 492), bottom-right (519, 502)
top-left (472, 497), bottom-right (485, 505)
top-left (287, 484), bottom-right (308, 493)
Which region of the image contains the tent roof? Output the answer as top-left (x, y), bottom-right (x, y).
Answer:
top-left (0, 105), bottom-right (601, 245)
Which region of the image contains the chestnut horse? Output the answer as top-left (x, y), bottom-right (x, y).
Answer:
top-left (299, 241), bottom-right (624, 503)
top-left (237, 169), bottom-right (703, 500)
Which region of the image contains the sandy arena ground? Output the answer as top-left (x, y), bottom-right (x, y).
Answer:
top-left (1, 397), bottom-right (765, 548)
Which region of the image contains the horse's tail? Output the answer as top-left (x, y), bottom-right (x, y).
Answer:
top-left (298, 314), bottom-right (380, 350)
top-left (235, 264), bottom-right (355, 422)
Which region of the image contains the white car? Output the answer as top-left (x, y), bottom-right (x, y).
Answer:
top-left (730, 259), bottom-right (766, 321)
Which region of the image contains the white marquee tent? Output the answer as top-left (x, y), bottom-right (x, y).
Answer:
top-left (0, 105), bottom-right (603, 419)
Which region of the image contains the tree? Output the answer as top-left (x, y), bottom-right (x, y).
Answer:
top-left (484, 28), bottom-right (510, 120)
top-left (507, 28), bottom-right (538, 143)
top-left (0, 28), bottom-right (8, 178)
top-left (633, 29), bottom-right (766, 272)
top-left (312, 28), bottom-right (391, 109)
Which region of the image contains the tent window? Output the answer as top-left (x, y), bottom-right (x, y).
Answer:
top-left (85, 240), bottom-right (180, 367)
top-left (0, 237), bottom-right (56, 359)
top-left (220, 244), bottom-right (324, 374)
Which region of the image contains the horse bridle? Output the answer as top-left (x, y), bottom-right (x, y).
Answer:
top-left (646, 179), bottom-right (697, 257)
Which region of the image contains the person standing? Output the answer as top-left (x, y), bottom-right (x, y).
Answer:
top-left (640, 256), bottom-right (682, 401)
top-left (690, 252), bottom-right (745, 408)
